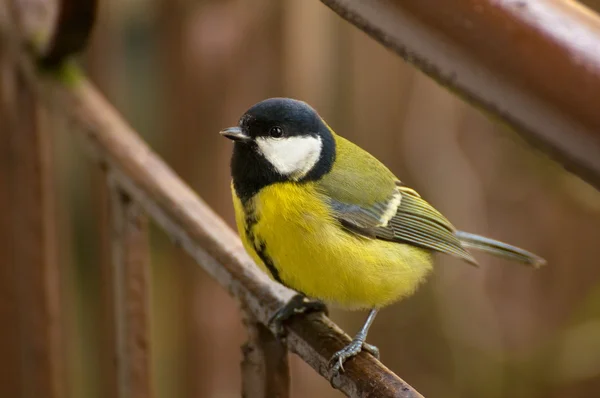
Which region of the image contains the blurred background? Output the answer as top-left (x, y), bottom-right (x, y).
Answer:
top-left (43, 0), bottom-right (600, 397)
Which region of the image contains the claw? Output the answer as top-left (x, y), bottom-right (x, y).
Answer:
top-left (329, 338), bottom-right (379, 376)
top-left (363, 342), bottom-right (380, 359)
top-left (268, 294), bottom-right (328, 339)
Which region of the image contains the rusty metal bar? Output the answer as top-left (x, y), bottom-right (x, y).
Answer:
top-left (241, 317), bottom-right (290, 398)
top-left (107, 178), bottom-right (154, 398)
top-left (98, 166), bottom-right (119, 398)
top-left (0, 29), bottom-right (65, 398)
top-left (321, 0), bottom-right (600, 190)
top-left (36, 76), bottom-right (421, 397)
top-left (38, 0), bottom-right (97, 67)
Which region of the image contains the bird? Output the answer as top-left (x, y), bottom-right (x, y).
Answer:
top-left (219, 97), bottom-right (546, 375)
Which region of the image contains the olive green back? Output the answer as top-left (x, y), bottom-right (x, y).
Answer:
top-left (317, 133), bottom-right (397, 207)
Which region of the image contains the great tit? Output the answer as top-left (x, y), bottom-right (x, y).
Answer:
top-left (220, 98), bottom-right (545, 375)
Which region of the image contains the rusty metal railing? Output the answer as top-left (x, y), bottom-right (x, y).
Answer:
top-left (3, 0), bottom-right (600, 397)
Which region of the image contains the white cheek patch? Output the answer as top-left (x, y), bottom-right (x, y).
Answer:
top-left (256, 135), bottom-right (323, 179)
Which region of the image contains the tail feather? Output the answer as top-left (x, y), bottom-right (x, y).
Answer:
top-left (456, 231), bottom-right (546, 268)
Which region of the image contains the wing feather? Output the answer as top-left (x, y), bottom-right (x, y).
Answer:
top-left (324, 182), bottom-right (477, 265)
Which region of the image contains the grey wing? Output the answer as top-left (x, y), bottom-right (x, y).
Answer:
top-left (328, 190), bottom-right (399, 241)
top-left (330, 184), bottom-right (477, 265)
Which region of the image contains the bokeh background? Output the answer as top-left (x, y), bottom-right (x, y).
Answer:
top-left (48, 0), bottom-right (600, 397)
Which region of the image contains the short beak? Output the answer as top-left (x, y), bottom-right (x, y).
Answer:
top-left (219, 126), bottom-right (250, 143)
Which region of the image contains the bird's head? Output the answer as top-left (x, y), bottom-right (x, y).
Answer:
top-left (220, 98), bottom-right (335, 202)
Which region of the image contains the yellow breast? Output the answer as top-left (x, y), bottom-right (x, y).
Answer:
top-left (232, 182), bottom-right (434, 309)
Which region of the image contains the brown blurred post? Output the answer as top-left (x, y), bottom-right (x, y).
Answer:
top-left (0, 16), bottom-right (65, 398)
top-left (86, 1), bottom-right (123, 395)
top-left (157, 0), bottom-right (286, 396)
top-left (157, 0), bottom-right (213, 394)
top-left (107, 178), bottom-right (153, 398)
top-left (241, 318), bottom-right (290, 398)
top-left (0, 12), bottom-right (23, 396)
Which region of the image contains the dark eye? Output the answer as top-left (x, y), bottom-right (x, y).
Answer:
top-left (269, 126), bottom-right (283, 138)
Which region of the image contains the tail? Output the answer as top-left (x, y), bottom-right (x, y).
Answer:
top-left (456, 231), bottom-right (546, 268)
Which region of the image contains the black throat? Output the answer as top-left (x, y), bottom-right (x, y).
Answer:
top-left (231, 131), bottom-right (335, 205)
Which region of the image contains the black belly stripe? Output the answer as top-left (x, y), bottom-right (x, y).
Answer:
top-left (254, 241), bottom-right (283, 284)
top-left (244, 204), bottom-right (284, 284)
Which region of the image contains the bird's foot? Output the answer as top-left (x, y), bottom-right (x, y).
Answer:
top-left (329, 337), bottom-right (379, 375)
top-left (268, 294), bottom-right (328, 339)
top-left (362, 342), bottom-right (380, 359)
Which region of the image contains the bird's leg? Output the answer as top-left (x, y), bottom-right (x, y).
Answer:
top-left (329, 308), bottom-right (379, 375)
top-left (268, 294), bottom-right (328, 339)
